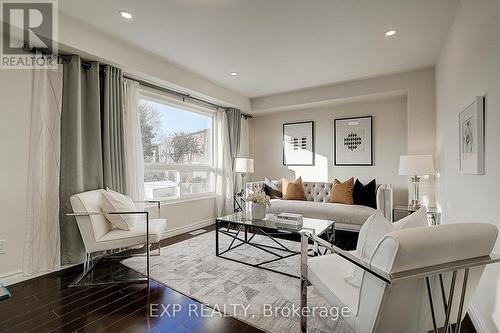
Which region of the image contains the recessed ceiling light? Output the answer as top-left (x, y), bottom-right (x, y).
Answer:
top-left (384, 29), bottom-right (397, 37)
top-left (230, 72), bottom-right (238, 76)
top-left (119, 10), bottom-right (133, 20)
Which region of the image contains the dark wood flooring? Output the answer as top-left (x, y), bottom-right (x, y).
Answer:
top-left (0, 226), bottom-right (477, 333)
top-left (0, 227), bottom-right (263, 333)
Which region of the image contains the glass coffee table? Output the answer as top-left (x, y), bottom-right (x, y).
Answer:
top-left (215, 212), bottom-right (335, 278)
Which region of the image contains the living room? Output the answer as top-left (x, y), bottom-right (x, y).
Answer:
top-left (0, 1), bottom-right (499, 332)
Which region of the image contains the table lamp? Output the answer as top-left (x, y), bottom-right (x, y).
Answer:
top-left (235, 158), bottom-right (254, 197)
top-left (399, 155), bottom-right (435, 208)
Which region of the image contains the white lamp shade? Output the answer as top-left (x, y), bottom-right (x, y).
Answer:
top-left (235, 158), bottom-right (254, 173)
top-left (399, 155), bottom-right (435, 176)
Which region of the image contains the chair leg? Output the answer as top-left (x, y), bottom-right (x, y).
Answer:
top-left (300, 233), bottom-right (308, 333)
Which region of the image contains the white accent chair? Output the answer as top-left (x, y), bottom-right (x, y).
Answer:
top-left (300, 223), bottom-right (499, 333)
top-left (69, 189), bottom-right (167, 286)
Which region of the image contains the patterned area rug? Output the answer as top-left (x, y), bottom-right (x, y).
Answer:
top-left (122, 230), bottom-right (354, 333)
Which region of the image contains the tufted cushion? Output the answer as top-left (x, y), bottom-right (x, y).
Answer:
top-left (247, 180), bottom-right (392, 226)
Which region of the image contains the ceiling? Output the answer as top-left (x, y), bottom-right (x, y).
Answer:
top-left (59, 0), bottom-right (458, 98)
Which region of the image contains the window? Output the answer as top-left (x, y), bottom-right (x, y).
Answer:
top-left (139, 90), bottom-right (215, 200)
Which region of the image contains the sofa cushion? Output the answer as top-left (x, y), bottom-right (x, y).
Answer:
top-left (353, 179), bottom-right (377, 209)
top-left (267, 199), bottom-right (376, 231)
top-left (282, 177), bottom-right (306, 200)
top-left (263, 177), bottom-right (282, 199)
top-left (330, 178), bottom-right (354, 204)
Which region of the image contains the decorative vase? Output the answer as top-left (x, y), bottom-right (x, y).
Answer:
top-left (251, 202), bottom-right (266, 219)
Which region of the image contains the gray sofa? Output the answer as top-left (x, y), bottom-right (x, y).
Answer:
top-left (246, 180), bottom-right (393, 232)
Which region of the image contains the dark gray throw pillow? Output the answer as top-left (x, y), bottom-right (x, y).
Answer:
top-left (353, 179), bottom-right (377, 209)
top-left (264, 177), bottom-right (282, 199)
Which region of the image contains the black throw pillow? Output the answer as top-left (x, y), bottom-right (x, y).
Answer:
top-left (263, 177), bottom-right (282, 199)
top-left (353, 179), bottom-right (377, 209)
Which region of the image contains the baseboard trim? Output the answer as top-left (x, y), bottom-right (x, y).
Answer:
top-left (162, 218), bottom-right (215, 238)
top-left (468, 303), bottom-right (487, 333)
top-left (0, 270), bottom-right (23, 286)
top-left (0, 263), bottom-right (79, 286)
top-left (1, 219), bottom-right (215, 286)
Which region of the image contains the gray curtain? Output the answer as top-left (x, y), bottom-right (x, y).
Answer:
top-left (225, 108), bottom-right (242, 196)
top-left (102, 66), bottom-right (126, 193)
top-left (59, 58), bottom-right (127, 264)
top-left (226, 108), bottom-right (241, 160)
top-left (60, 56), bottom-right (103, 264)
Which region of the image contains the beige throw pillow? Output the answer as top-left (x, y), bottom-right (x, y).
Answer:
top-left (281, 177), bottom-right (306, 200)
top-left (330, 177), bottom-right (354, 204)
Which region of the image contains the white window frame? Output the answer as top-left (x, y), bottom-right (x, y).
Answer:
top-left (139, 87), bottom-right (217, 202)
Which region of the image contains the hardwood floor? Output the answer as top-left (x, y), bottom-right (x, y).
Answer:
top-left (0, 226), bottom-right (477, 333)
top-left (0, 227), bottom-right (263, 333)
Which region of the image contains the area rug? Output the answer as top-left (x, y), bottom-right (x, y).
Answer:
top-left (122, 230), bottom-right (354, 333)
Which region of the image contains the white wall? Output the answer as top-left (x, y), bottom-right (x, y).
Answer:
top-left (250, 97), bottom-right (409, 205)
top-left (251, 68), bottom-right (436, 204)
top-left (435, 1), bottom-right (500, 332)
top-left (0, 70), bottom-right (33, 283)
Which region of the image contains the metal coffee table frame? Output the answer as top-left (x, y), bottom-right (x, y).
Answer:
top-left (215, 213), bottom-right (335, 278)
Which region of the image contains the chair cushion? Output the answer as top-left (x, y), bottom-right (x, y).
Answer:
top-left (308, 253), bottom-right (359, 320)
top-left (102, 189), bottom-right (138, 230)
top-left (94, 218), bottom-right (167, 252)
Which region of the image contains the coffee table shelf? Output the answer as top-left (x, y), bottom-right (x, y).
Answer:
top-left (215, 212), bottom-right (335, 278)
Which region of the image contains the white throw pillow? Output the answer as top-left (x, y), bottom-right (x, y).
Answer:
top-left (102, 188), bottom-right (138, 230)
top-left (393, 206), bottom-right (428, 230)
top-left (345, 211), bottom-right (393, 287)
top-left (345, 207), bottom-right (428, 287)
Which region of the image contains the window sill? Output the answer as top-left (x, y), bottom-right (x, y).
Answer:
top-left (154, 193), bottom-right (217, 206)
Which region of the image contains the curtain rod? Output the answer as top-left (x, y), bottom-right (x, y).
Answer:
top-left (124, 74), bottom-right (253, 118)
top-left (24, 45), bottom-right (253, 118)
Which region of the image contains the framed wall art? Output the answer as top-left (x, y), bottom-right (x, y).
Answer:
top-left (282, 121), bottom-right (315, 166)
top-left (334, 116), bottom-right (373, 166)
top-left (459, 96), bottom-right (485, 175)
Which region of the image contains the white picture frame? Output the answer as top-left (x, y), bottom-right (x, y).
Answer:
top-left (283, 121), bottom-right (315, 166)
top-left (459, 96), bottom-right (485, 175)
top-left (334, 116), bottom-right (373, 166)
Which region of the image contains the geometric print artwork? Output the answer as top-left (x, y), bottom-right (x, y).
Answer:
top-left (334, 116), bottom-right (372, 165)
top-left (283, 121), bottom-right (314, 166)
top-left (343, 132), bottom-right (362, 151)
top-left (290, 136), bottom-right (308, 151)
top-left (122, 231), bottom-right (354, 333)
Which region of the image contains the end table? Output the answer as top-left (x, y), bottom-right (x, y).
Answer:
top-left (393, 205), bottom-right (441, 225)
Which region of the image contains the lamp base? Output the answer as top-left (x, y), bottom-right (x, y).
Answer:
top-left (408, 200), bottom-right (421, 211)
top-left (409, 175), bottom-right (421, 211)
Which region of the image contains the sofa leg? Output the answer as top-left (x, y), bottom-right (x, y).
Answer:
top-left (300, 233), bottom-right (308, 333)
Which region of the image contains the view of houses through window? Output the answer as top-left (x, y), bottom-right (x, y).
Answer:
top-left (139, 93), bottom-right (215, 200)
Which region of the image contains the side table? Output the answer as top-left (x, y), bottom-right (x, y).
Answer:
top-left (393, 205), bottom-right (441, 225)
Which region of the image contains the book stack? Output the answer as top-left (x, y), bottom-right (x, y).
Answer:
top-left (275, 213), bottom-right (303, 225)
